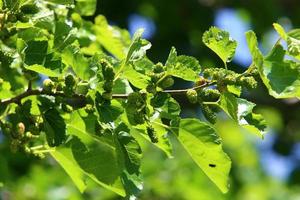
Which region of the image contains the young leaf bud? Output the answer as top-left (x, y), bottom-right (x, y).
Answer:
top-left (16, 122), bottom-right (25, 136)
top-left (186, 89), bottom-right (198, 104)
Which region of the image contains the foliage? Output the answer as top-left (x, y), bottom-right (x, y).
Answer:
top-left (0, 0), bottom-right (299, 198)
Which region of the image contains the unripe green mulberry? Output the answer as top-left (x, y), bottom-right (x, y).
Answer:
top-left (243, 77), bottom-right (257, 89)
top-left (65, 74), bottom-right (76, 88)
top-left (199, 89), bottom-right (220, 102)
top-left (146, 84), bottom-right (156, 94)
top-left (147, 126), bottom-right (158, 143)
top-left (76, 82), bottom-right (90, 95)
top-left (186, 89), bottom-right (198, 104)
top-left (153, 62), bottom-right (165, 73)
top-left (20, 4), bottom-right (39, 14)
top-left (84, 104), bottom-right (95, 114)
top-left (103, 81), bottom-right (113, 92)
top-left (194, 77), bottom-right (206, 87)
top-left (101, 59), bottom-right (115, 80)
top-left (203, 68), bottom-right (214, 78)
top-left (43, 79), bottom-right (54, 92)
top-left (159, 76), bottom-right (174, 89)
top-left (201, 104), bottom-right (217, 124)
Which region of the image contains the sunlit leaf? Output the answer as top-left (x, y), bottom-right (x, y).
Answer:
top-left (202, 26), bottom-right (237, 67)
top-left (177, 118), bottom-right (231, 193)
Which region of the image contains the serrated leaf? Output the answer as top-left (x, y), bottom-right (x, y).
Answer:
top-left (24, 40), bottom-right (48, 65)
top-left (96, 99), bottom-right (124, 123)
top-left (246, 31), bottom-right (300, 98)
top-left (42, 108), bottom-right (66, 147)
top-left (218, 92), bottom-right (266, 137)
top-left (24, 64), bottom-right (60, 77)
top-left (125, 29), bottom-right (151, 63)
top-left (75, 0), bottom-right (97, 16)
top-left (177, 118), bottom-right (231, 193)
top-left (273, 23), bottom-right (300, 59)
top-left (54, 21), bottom-right (77, 51)
top-left (93, 15), bottom-right (131, 60)
top-left (123, 65), bottom-right (150, 89)
top-left (165, 47), bottom-right (201, 81)
top-left (62, 45), bottom-right (90, 80)
top-left (202, 27), bottom-right (237, 67)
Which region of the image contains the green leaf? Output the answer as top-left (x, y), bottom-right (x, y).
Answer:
top-left (24, 64), bottom-right (60, 77)
top-left (75, 0), bottom-right (97, 16)
top-left (246, 31), bottom-right (300, 98)
top-left (273, 23), bottom-right (300, 59)
top-left (62, 45), bottom-right (90, 80)
top-left (45, 0), bottom-right (74, 5)
top-left (50, 148), bottom-right (87, 193)
top-left (125, 29), bottom-right (151, 63)
top-left (24, 40), bottom-right (48, 65)
top-left (218, 92), bottom-right (266, 137)
top-left (165, 47), bottom-right (201, 81)
top-left (273, 23), bottom-right (287, 40)
top-left (93, 15), bottom-right (131, 60)
top-left (123, 65), bottom-right (150, 89)
top-left (52, 111), bottom-right (126, 196)
top-left (42, 108), bottom-right (66, 147)
top-left (202, 27), bottom-right (237, 67)
top-left (54, 21), bottom-right (77, 51)
top-left (0, 81), bottom-right (13, 99)
top-left (177, 118), bottom-right (231, 193)
top-left (130, 123), bottom-right (173, 158)
top-left (96, 99), bottom-right (124, 123)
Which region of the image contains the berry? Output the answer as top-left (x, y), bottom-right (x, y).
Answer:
top-left (101, 59), bottom-right (115, 80)
top-left (243, 77), bottom-right (257, 89)
top-left (103, 81), bottom-right (113, 92)
top-left (147, 126), bottom-right (158, 143)
top-left (43, 79), bottom-right (55, 92)
top-left (199, 89), bottom-right (220, 102)
top-left (159, 76), bottom-right (174, 89)
top-left (76, 82), bottom-right (90, 95)
top-left (84, 104), bottom-right (95, 114)
top-left (201, 104), bottom-right (217, 124)
top-left (194, 77), bottom-right (206, 87)
top-left (65, 74), bottom-right (76, 88)
top-left (186, 89), bottom-right (198, 104)
top-left (153, 62), bottom-right (165, 73)
top-left (20, 4), bottom-right (39, 14)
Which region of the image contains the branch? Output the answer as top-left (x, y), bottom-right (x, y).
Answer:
top-left (0, 81), bottom-right (216, 107)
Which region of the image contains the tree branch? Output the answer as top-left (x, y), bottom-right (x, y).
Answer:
top-left (0, 81), bottom-right (216, 107)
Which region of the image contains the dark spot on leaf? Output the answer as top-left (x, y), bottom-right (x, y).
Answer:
top-left (209, 164), bottom-right (216, 168)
